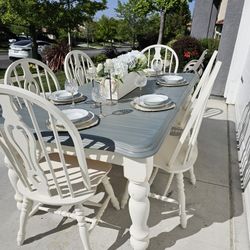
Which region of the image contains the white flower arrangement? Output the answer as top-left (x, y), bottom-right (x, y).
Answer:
top-left (96, 50), bottom-right (147, 84)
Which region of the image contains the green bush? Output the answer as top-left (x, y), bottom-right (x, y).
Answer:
top-left (137, 32), bottom-right (158, 50)
top-left (172, 36), bottom-right (203, 71)
top-left (92, 53), bottom-right (108, 64)
top-left (199, 38), bottom-right (220, 65)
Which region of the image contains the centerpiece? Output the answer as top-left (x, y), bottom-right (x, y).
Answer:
top-left (96, 50), bottom-right (147, 100)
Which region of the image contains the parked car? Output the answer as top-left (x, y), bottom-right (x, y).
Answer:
top-left (8, 40), bottom-right (51, 60)
top-left (8, 35), bottom-right (31, 44)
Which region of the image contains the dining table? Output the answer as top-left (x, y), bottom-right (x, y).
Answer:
top-left (3, 72), bottom-right (199, 250)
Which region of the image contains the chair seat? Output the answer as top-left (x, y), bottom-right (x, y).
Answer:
top-left (154, 135), bottom-right (198, 173)
top-left (17, 153), bottom-right (112, 206)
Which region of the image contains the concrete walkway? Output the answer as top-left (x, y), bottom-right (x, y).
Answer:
top-left (0, 98), bottom-right (249, 249)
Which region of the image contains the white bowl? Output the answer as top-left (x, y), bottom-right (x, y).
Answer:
top-left (141, 94), bottom-right (168, 107)
top-left (161, 75), bottom-right (183, 84)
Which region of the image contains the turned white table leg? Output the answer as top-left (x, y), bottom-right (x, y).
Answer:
top-left (4, 156), bottom-right (23, 210)
top-left (123, 156), bottom-right (153, 250)
top-left (128, 181), bottom-right (150, 250)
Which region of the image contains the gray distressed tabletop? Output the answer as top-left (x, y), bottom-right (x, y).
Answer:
top-left (1, 73), bottom-right (199, 159)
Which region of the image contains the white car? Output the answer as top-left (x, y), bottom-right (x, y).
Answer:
top-left (8, 40), bottom-right (51, 60)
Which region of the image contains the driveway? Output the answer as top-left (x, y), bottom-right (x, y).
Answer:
top-left (0, 52), bottom-right (11, 69)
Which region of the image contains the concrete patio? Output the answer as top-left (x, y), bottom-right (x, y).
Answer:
top-left (0, 97), bottom-right (249, 250)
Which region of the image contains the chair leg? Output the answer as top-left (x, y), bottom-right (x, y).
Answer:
top-left (149, 167), bottom-right (159, 185)
top-left (163, 173), bottom-right (174, 196)
top-left (102, 176), bottom-right (120, 210)
top-left (176, 173), bottom-right (187, 229)
top-left (75, 204), bottom-right (92, 250)
top-left (189, 166), bottom-right (196, 185)
top-left (121, 181), bottom-right (129, 209)
top-left (17, 197), bottom-right (33, 246)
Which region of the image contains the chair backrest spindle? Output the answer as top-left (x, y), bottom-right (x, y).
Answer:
top-left (169, 61), bottom-right (222, 167)
top-left (0, 85), bottom-right (91, 200)
top-left (64, 50), bottom-right (95, 86)
top-left (141, 44), bottom-right (179, 73)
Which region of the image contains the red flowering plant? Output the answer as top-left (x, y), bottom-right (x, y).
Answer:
top-left (172, 36), bottom-right (203, 70)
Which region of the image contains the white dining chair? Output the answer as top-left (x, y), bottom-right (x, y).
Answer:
top-left (0, 85), bottom-right (120, 248)
top-left (174, 50), bottom-right (218, 130)
top-left (4, 58), bottom-right (60, 98)
top-left (150, 51), bottom-right (219, 195)
top-left (64, 50), bottom-right (95, 86)
top-left (150, 61), bottom-right (222, 228)
top-left (141, 44), bottom-right (179, 73)
top-left (183, 49), bottom-right (208, 77)
top-left (121, 62), bottom-right (222, 229)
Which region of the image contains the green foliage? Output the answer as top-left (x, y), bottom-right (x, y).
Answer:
top-left (92, 54), bottom-right (108, 64)
top-left (164, 2), bottom-right (191, 42)
top-left (172, 36), bottom-right (202, 70)
top-left (0, 0), bottom-right (107, 56)
top-left (116, 0), bottom-right (147, 47)
top-left (103, 46), bottom-right (118, 59)
top-left (132, 0), bottom-right (191, 44)
top-left (95, 16), bottom-right (117, 45)
top-left (43, 41), bottom-right (69, 72)
top-left (136, 14), bottom-right (161, 49)
top-left (199, 38), bottom-right (220, 64)
top-left (135, 0), bottom-right (184, 15)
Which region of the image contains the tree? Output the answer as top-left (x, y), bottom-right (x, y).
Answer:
top-left (0, 0), bottom-right (106, 58)
top-left (95, 16), bottom-right (117, 45)
top-left (165, 2), bottom-right (191, 41)
top-left (116, 0), bottom-right (146, 48)
top-left (134, 0), bottom-right (191, 44)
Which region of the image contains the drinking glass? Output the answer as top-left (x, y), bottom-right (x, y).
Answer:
top-left (91, 83), bottom-right (107, 118)
top-left (152, 60), bottom-right (163, 79)
top-left (64, 79), bottom-right (78, 107)
top-left (86, 67), bottom-right (96, 87)
top-left (135, 71), bottom-right (147, 100)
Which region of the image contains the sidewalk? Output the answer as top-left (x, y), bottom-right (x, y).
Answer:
top-left (0, 98), bottom-right (249, 249)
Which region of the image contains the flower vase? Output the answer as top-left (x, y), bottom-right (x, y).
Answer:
top-left (103, 72), bottom-right (138, 100)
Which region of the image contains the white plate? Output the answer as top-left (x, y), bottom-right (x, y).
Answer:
top-left (131, 99), bottom-right (175, 112)
top-left (47, 112), bottom-right (98, 131)
top-left (141, 94), bottom-right (168, 107)
top-left (161, 75), bottom-right (183, 84)
top-left (50, 90), bottom-right (79, 101)
top-left (143, 68), bottom-right (157, 76)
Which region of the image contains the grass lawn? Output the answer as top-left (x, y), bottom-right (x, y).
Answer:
top-left (0, 68), bottom-right (66, 90)
top-left (0, 69), bottom-right (5, 80)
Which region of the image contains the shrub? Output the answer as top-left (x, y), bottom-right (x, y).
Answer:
top-left (137, 32), bottom-right (158, 50)
top-left (42, 41), bottom-right (69, 72)
top-left (199, 38), bottom-right (220, 65)
top-left (103, 46), bottom-right (118, 59)
top-left (172, 36), bottom-right (203, 70)
top-left (92, 53), bottom-right (108, 64)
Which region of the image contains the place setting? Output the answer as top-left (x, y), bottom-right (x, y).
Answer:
top-left (131, 93), bottom-right (176, 112)
top-left (129, 71), bottom-right (176, 112)
top-left (156, 74), bottom-right (189, 87)
top-left (46, 108), bottom-right (99, 132)
top-left (48, 79), bottom-right (87, 105)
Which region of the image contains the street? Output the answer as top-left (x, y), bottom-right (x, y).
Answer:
top-left (0, 47), bottom-right (131, 70)
top-left (0, 52), bottom-right (11, 69)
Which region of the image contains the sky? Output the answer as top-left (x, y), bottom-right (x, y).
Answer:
top-left (95, 0), bottom-right (196, 19)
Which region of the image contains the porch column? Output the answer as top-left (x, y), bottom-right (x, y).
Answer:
top-left (212, 0), bottom-right (245, 96)
top-left (191, 0), bottom-right (220, 39)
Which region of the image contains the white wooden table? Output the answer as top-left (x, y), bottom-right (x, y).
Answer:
top-left (3, 73), bottom-right (198, 250)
